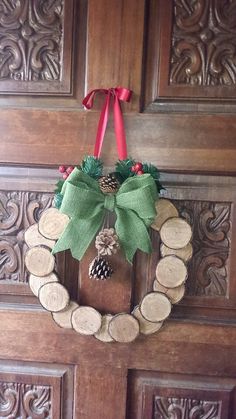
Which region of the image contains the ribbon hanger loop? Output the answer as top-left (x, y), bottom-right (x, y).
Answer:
top-left (82, 87), bottom-right (132, 160)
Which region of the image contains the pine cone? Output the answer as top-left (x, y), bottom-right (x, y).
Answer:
top-left (89, 257), bottom-right (113, 280)
top-left (95, 228), bottom-right (119, 256)
top-left (98, 173), bottom-right (120, 193)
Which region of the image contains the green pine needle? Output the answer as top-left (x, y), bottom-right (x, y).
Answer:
top-left (142, 163), bottom-right (164, 192)
top-left (80, 156), bottom-right (103, 179)
top-left (155, 180), bottom-right (164, 193)
top-left (142, 163), bottom-right (160, 179)
top-left (54, 193), bottom-right (63, 209)
top-left (54, 180), bottom-right (64, 194)
top-left (115, 158), bottom-right (135, 182)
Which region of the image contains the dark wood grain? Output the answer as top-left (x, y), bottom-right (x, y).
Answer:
top-left (0, 167), bottom-right (67, 307)
top-left (75, 366), bottom-right (127, 419)
top-left (127, 371), bottom-right (236, 419)
top-left (174, 200), bottom-right (231, 297)
top-left (1, 110), bottom-right (236, 173)
top-left (0, 0), bottom-right (74, 94)
top-left (0, 1), bottom-right (236, 418)
top-left (144, 0), bottom-right (236, 113)
top-left (0, 359), bottom-right (74, 419)
top-left (87, 0), bottom-right (145, 112)
top-left (79, 245), bottom-right (132, 313)
top-left (0, 0), bottom-right (87, 109)
top-left (2, 168), bottom-right (236, 323)
top-left (0, 189), bottom-right (53, 282)
top-left (1, 309), bottom-right (236, 378)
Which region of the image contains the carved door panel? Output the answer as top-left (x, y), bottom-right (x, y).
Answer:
top-left (1, 1), bottom-right (236, 418)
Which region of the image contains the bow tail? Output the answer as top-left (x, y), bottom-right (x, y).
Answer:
top-left (52, 212), bottom-right (104, 261)
top-left (115, 208), bottom-right (152, 264)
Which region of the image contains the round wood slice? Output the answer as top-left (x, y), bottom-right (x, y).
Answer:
top-left (108, 314), bottom-right (139, 343)
top-left (52, 301), bottom-right (79, 329)
top-left (151, 199), bottom-right (178, 231)
top-left (156, 255), bottom-right (187, 288)
top-left (160, 242), bottom-right (193, 262)
top-left (72, 306), bottom-right (102, 335)
top-left (140, 292), bottom-right (171, 322)
top-left (29, 273), bottom-right (59, 297)
top-left (38, 208), bottom-right (69, 240)
top-left (94, 314), bottom-right (114, 342)
top-left (39, 282), bottom-right (69, 312)
top-left (153, 280), bottom-right (185, 304)
top-left (25, 247), bottom-right (55, 277)
top-left (24, 224), bottom-right (55, 249)
top-left (160, 217), bottom-right (192, 249)
top-left (132, 306), bottom-right (163, 335)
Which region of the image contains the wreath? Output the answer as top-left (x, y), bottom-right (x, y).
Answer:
top-left (24, 87), bottom-right (192, 343)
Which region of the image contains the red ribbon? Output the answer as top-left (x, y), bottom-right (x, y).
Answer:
top-left (82, 87), bottom-right (132, 160)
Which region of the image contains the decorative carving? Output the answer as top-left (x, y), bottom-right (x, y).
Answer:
top-left (171, 0), bottom-right (236, 86)
top-left (154, 396), bottom-right (222, 419)
top-left (0, 381), bottom-right (51, 418)
top-left (173, 200), bottom-right (231, 296)
top-left (0, 191), bottom-right (53, 282)
top-left (0, 0), bottom-right (63, 81)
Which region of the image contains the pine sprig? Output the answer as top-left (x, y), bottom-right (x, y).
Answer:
top-left (54, 193), bottom-right (63, 209)
top-left (142, 163), bottom-right (160, 179)
top-left (80, 156), bottom-right (103, 179)
top-left (155, 180), bottom-right (164, 193)
top-left (142, 163), bottom-right (164, 192)
top-left (115, 158), bottom-right (135, 182)
top-left (54, 180), bottom-right (64, 194)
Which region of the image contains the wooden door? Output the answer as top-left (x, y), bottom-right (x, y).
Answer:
top-left (1, 1), bottom-right (236, 418)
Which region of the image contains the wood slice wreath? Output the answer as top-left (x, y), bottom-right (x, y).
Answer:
top-left (24, 197), bottom-right (192, 344)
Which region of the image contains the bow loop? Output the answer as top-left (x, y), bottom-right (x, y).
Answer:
top-left (82, 87), bottom-right (131, 109)
top-left (82, 88), bottom-right (108, 110)
top-left (116, 175), bottom-right (157, 223)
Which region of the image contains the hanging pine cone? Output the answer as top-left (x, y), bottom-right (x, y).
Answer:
top-left (98, 173), bottom-right (120, 193)
top-left (95, 228), bottom-right (119, 256)
top-left (89, 256), bottom-right (113, 280)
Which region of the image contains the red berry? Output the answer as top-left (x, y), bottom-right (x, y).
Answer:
top-left (66, 166), bottom-right (74, 174)
top-left (137, 170), bottom-right (144, 175)
top-left (59, 165), bottom-right (66, 173)
top-left (63, 172), bottom-right (68, 180)
top-left (131, 165), bottom-right (136, 173)
top-left (134, 162), bottom-right (143, 172)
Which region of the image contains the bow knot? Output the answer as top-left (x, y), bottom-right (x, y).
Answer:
top-left (104, 194), bottom-right (115, 211)
top-left (113, 87), bottom-right (132, 102)
top-left (82, 87), bottom-right (131, 110)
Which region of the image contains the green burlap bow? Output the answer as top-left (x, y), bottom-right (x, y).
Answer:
top-left (52, 168), bottom-right (157, 263)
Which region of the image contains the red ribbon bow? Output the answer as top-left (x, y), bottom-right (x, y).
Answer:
top-left (82, 87), bottom-right (132, 160)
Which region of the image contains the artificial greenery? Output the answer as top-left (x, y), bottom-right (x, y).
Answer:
top-left (142, 163), bottom-right (160, 179)
top-left (115, 158), bottom-right (135, 182)
top-left (55, 158), bottom-right (163, 201)
top-left (80, 156), bottom-right (103, 179)
top-left (142, 163), bottom-right (164, 192)
top-left (114, 159), bottom-right (163, 192)
top-left (54, 193), bottom-right (63, 209)
top-left (55, 180), bottom-right (64, 194)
